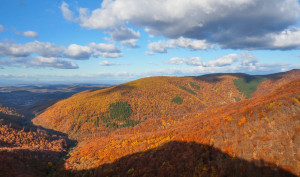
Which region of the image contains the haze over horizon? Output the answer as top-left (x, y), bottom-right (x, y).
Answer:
top-left (0, 0), bottom-right (300, 84)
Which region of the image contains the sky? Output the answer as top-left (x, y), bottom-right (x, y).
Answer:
top-left (0, 0), bottom-right (300, 84)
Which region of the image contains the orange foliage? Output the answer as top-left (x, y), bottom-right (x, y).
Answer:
top-left (33, 75), bottom-right (244, 138)
top-left (56, 77), bottom-right (300, 176)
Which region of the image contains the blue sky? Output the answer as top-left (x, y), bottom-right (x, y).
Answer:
top-left (0, 0), bottom-right (299, 84)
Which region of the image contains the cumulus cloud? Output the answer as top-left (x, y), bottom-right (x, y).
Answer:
top-left (185, 57), bottom-right (202, 66)
top-left (160, 53), bottom-right (298, 75)
top-left (266, 28), bottom-right (300, 49)
top-left (23, 31), bottom-right (38, 38)
top-left (148, 37), bottom-right (214, 53)
top-left (65, 44), bottom-right (91, 59)
top-left (0, 56), bottom-right (78, 69)
top-left (164, 53), bottom-right (246, 68)
top-left (204, 54), bottom-right (239, 67)
top-left (62, 0), bottom-right (300, 50)
top-left (89, 42), bottom-right (122, 58)
top-left (99, 61), bottom-right (120, 66)
top-left (121, 39), bottom-right (139, 48)
top-left (64, 43), bottom-right (122, 59)
top-left (163, 57), bottom-right (186, 65)
top-left (0, 41), bottom-right (65, 57)
top-left (0, 25), bottom-right (4, 32)
top-left (109, 26), bottom-right (140, 41)
top-left (0, 41), bottom-right (122, 61)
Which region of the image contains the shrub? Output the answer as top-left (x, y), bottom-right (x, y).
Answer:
top-left (190, 82), bottom-right (200, 90)
top-left (172, 96), bottom-right (183, 104)
top-left (180, 86), bottom-right (196, 95)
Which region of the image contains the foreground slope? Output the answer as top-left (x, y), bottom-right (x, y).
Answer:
top-left (53, 78), bottom-right (300, 176)
top-left (33, 70), bottom-right (300, 138)
top-left (0, 105), bottom-right (70, 177)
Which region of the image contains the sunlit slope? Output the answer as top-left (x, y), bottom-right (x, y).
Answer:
top-left (56, 78), bottom-right (300, 176)
top-left (32, 70), bottom-right (300, 138)
top-left (33, 75), bottom-right (243, 136)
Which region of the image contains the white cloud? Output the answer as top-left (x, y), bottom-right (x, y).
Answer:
top-left (1, 61), bottom-right (298, 83)
top-left (148, 41), bottom-right (169, 53)
top-left (164, 53), bottom-right (246, 67)
top-left (62, 0), bottom-right (300, 50)
top-left (204, 54), bottom-right (239, 67)
top-left (60, 1), bottom-right (76, 22)
top-left (109, 26), bottom-right (140, 41)
top-left (185, 57), bottom-right (202, 66)
top-left (65, 44), bottom-right (91, 60)
top-left (172, 37), bottom-right (214, 50)
top-left (121, 39), bottom-right (139, 48)
top-left (0, 41), bottom-right (122, 63)
top-left (23, 31), bottom-right (38, 38)
top-left (89, 42), bottom-right (122, 58)
top-left (0, 56), bottom-right (78, 69)
top-left (148, 37), bottom-right (214, 53)
top-left (64, 43), bottom-right (122, 59)
top-left (0, 41), bottom-right (65, 57)
top-left (0, 25), bottom-right (4, 32)
top-left (163, 57), bottom-right (185, 65)
top-left (99, 61), bottom-right (120, 66)
top-left (267, 28), bottom-right (300, 49)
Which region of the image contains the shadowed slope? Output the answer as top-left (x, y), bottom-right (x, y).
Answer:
top-left (0, 105), bottom-right (74, 177)
top-left (53, 141), bottom-right (296, 177)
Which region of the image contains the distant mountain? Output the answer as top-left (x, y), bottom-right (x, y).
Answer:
top-left (0, 84), bottom-right (110, 118)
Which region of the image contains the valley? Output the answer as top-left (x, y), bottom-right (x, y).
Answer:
top-left (0, 70), bottom-right (299, 176)
top-left (2, 1), bottom-right (300, 176)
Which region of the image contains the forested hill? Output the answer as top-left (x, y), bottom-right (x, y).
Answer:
top-left (33, 69), bottom-right (300, 139)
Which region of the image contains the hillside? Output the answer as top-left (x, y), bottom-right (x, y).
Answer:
top-left (32, 70), bottom-right (300, 138)
top-left (52, 77), bottom-right (300, 176)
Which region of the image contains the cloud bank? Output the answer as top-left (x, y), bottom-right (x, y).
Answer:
top-left (61, 0), bottom-right (300, 50)
top-left (0, 41), bottom-right (122, 69)
top-left (148, 37), bottom-right (214, 53)
top-left (0, 56), bottom-right (78, 69)
top-left (162, 52), bottom-right (294, 74)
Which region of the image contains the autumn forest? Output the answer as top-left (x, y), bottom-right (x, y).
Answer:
top-left (0, 69), bottom-right (299, 177)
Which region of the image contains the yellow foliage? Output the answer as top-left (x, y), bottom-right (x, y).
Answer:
top-left (264, 117), bottom-right (270, 122)
top-left (294, 98), bottom-right (300, 105)
top-left (225, 116), bottom-right (233, 122)
top-left (268, 102), bottom-right (275, 109)
top-left (127, 168), bottom-right (134, 174)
